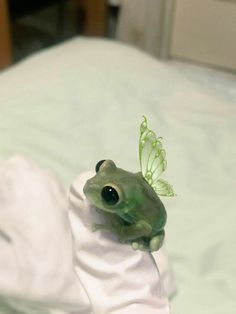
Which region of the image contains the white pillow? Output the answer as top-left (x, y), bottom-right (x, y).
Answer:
top-left (0, 155), bottom-right (91, 314)
top-left (69, 171), bottom-right (172, 314)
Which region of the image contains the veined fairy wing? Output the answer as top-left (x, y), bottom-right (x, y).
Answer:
top-left (139, 116), bottom-right (175, 197)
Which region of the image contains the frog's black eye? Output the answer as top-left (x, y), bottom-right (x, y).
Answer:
top-left (101, 186), bottom-right (119, 205)
top-left (95, 160), bottom-right (106, 173)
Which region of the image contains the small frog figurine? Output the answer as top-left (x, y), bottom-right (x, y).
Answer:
top-left (83, 117), bottom-right (175, 252)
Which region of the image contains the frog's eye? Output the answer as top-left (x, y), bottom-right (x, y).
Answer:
top-left (95, 160), bottom-right (106, 173)
top-left (101, 185), bottom-right (119, 205)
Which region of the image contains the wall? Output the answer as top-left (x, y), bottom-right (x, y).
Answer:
top-left (169, 0), bottom-right (236, 71)
top-left (116, 0), bottom-right (164, 57)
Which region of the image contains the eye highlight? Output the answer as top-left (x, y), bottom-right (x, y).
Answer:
top-left (101, 186), bottom-right (119, 205)
top-left (95, 160), bottom-right (106, 173)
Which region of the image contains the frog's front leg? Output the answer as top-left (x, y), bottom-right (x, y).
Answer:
top-left (92, 220), bottom-right (123, 233)
top-left (117, 220), bottom-right (152, 242)
top-left (92, 222), bottom-right (111, 232)
top-left (92, 212), bottom-right (124, 233)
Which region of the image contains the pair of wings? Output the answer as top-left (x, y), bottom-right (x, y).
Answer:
top-left (139, 116), bottom-right (175, 197)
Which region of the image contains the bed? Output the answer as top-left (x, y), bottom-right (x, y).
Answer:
top-left (0, 37), bottom-right (235, 314)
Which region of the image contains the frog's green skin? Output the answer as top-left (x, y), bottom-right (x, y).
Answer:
top-left (83, 160), bottom-right (167, 252)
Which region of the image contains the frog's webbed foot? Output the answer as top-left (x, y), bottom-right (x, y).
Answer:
top-left (131, 230), bottom-right (165, 252)
top-left (131, 240), bottom-right (150, 251)
top-left (118, 238), bottom-right (150, 251)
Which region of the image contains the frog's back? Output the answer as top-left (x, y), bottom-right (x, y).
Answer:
top-left (131, 172), bottom-right (167, 235)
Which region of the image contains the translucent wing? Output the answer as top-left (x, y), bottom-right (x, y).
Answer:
top-left (139, 116), bottom-right (175, 197)
top-left (152, 179), bottom-right (175, 197)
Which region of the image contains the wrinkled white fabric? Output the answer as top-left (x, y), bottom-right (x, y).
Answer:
top-left (0, 155), bottom-right (91, 314)
top-left (69, 171), bottom-right (171, 314)
top-left (0, 156), bottom-right (175, 314)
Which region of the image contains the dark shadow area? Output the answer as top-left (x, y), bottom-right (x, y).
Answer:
top-left (8, 0), bottom-right (120, 63)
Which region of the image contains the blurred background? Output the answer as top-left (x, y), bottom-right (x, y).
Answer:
top-left (0, 2), bottom-right (235, 314)
top-left (0, 0), bottom-right (236, 72)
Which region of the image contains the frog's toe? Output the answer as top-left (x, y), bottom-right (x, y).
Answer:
top-left (91, 223), bottom-right (98, 232)
top-left (149, 236), bottom-right (163, 252)
top-left (132, 241), bottom-right (149, 251)
top-left (92, 223), bottom-right (105, 232)
top-left (138, 243), bottom-right (148, 251)
top-left (132, 242), bottom-right (139, 250)
top-left (119, 239), bottom-right (125, 244)
top-left (119, 239), bottom-right (130, 244)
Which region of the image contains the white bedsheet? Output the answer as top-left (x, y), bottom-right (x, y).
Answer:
top-left (0, 37), bottom-right (235, 314)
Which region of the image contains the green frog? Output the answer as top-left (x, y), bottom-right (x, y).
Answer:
top-left (83, 117), bottom-right (175, 252)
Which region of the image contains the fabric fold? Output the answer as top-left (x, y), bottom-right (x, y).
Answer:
top-left (69, 171), bottom-right (172, 314)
